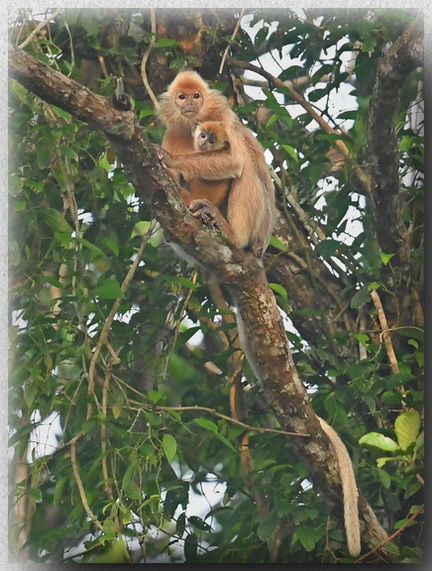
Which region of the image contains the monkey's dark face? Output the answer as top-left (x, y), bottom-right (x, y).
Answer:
top-left (201, 130), bottom-right (215, 145)
top-left (194, 129), bottom-right (215, 152)
top-left (175, 90), bottom-right (203, 118)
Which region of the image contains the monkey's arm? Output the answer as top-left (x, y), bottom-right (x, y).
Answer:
top-left (158, 148), bottom-right (242, 181)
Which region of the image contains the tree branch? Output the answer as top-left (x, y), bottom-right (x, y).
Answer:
top-left (227, 57), bottom-right (371, 194)
top-left (367, 18), bottom-right (423, 269)
top-left (9, 45), bottom-right (390, 558)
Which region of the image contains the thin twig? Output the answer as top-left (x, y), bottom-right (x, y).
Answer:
top-left (228, 57), bottom-right (371, 194)
top-left (370, 289), bottom-right (399, 375)
top-left (18, 8), bottom-right (63, 50)
top-left (219, 9), bottom-right (245, 75)
top-left (156, 404), bottom-right (309, 438)
top-left (60, 543), bottom-right (103, 563)
top-left (161, 270), bottom-right (198, 380)
top-left (271, 167), bottom-right (327, 245)
top-left (101, 364), bottom-right (114, 499)
top-left (140, 9), bottom-right (159, 109)
top-left (86, 226), bottom-right (155, 419)
top-left (70, 438), bottom-right (104, 532)
top-left (354, 505), bottom-right (423, 563)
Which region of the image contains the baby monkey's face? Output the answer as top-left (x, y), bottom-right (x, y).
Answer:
top-left (192, 121), bottom-right (230, 153)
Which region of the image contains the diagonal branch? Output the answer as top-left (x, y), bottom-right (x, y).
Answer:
top-left (227, 57), bottom-right (371, 194)
top-left (9, 45), bottom-right (390, 558)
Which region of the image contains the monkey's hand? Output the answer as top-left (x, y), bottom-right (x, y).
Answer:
top-left (155, 145), bottom-right (170, 169)
top-left (189, 199), bottom-right (221, 230)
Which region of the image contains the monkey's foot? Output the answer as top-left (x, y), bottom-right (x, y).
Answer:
top-left (189, 199), bottom-right (221, 230)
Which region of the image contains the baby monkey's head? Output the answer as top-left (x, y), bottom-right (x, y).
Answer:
top-left (192, 121), bottom-right (230, 153)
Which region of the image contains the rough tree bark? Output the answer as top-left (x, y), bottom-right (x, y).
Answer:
top-left (9, 45), bottom-right (391, 558)
top-left (367, 18), bottom-right (423, 319)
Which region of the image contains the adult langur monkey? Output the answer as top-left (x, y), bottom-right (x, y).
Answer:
top-left (157, 71), bottom-right (360, 556)
top-left (158, 70), bottom-right (275, 257)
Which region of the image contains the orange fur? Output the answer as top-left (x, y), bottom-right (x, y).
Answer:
top-left (180, 122), bottom-right (232, 209)
top-left (193, 121), bottom-right (229, 153)
top-left (158, 71), bottom-right (276, 256)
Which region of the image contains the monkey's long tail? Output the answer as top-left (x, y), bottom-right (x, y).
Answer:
top-left (318, 417), bottom-right (361, 557)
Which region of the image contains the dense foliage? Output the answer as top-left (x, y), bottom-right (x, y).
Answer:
top-left (9, 8), bottom-right (423, 563)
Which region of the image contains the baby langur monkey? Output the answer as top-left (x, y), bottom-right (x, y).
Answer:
top-left (179, 122), bottom-right (232, 210)
top-left (193, 121), bottom-right (230, 153)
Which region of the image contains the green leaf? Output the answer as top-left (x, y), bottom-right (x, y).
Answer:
top-left (92, 279), bottom-right (125, 299)
top-left (194, 418), bottom-right (237, 453)
top-left (269, 236), bottom-right (288, 252)
top-left (132, 220), bottom-right (152, 238)
top-left (351, 288), bottom-right (370, 309)
top-left (148, 390), bottom-right (163, 404)
top-left (414, 431), bottom-right (424, 453)
top-left (316, 239), bottom-right (340, 258)
top-left (269, 283), bottom-right (288, 300)
top-left (394, 410), bottom-right (421, 450)
top-left (254, 25), bottom-right (269, 47)
top-left (194, 418), bottom-right (218, 433)
top-left (184, 532), bottom-right (198, 562)
top-left (376, 457), bottom-right (396, 468)
top-left (296, 526), bottom-right (317, 552)
top-left (177, 326), bottom-right (201, 347)
top-left (257, 515), bottom-right (279, 542)
top-left (24, 383), bottom-right (37, 409)
top-left (163, 433), bottom-right (177, 463)
top-left (377, 468), bottom-right (391, 489)
top-left (176, 512), bottom-right (186, 536)
top-left (404, 481), bottom-right (422, 500)
top-left (265, 114), bottom-right (279, 127)
top-left (122, 465), bottom-right (141, 500)
top-left (112, 403), bottom-right (121, 419)
top-left (188, 515), bottom-right (212, 532)
top-left (382, 542), bottom-right (401, 557)
top-left (354, 333), bottom-right (369, 347)
top-left (53, 477), bottom-right (67, 505)
top-left (40, 209), bottom-right (73, 235)
top-left (156, 38), bottom-right (178, 47)
top-left (98, 151), bottom-right (114, 171)
top-left (379, 252), bottom-right (395, 265)
top-left (139, 108), bottom-right (156, 119)
top-left (73, 237), bottom-right (106, 259)
top-left (394, 327), bottom-right (424, 342)
top-left (281, 144), bottom-right (299, 162)
top-left (28, 487), bottom-right (43, 502)
top-left (177, 277), bottom-right (198, 290)
top-left (359, 432), bottom-right (400, 452)
top-left (102, 236), bottom-right (119, 256)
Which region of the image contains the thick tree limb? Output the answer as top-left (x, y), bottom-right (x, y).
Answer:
top-left (367, 18), bottom-right (423, 270)
top-left (9, 45), bottom-right (390, 558)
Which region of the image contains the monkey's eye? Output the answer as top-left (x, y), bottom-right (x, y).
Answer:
top-left (200, 132), bottom-right (206, 139)
top-left (193, 92), bottom-right (201, 99)
top-left (178, 94), bottom-right (186, 100)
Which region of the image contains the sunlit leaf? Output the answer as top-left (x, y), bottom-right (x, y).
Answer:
top-left (359, 432), bottom-right (400, 452)
top-left (163, 433), bottom-right (177, 463)
top-left (394, 410), bottom-right (421, 450)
